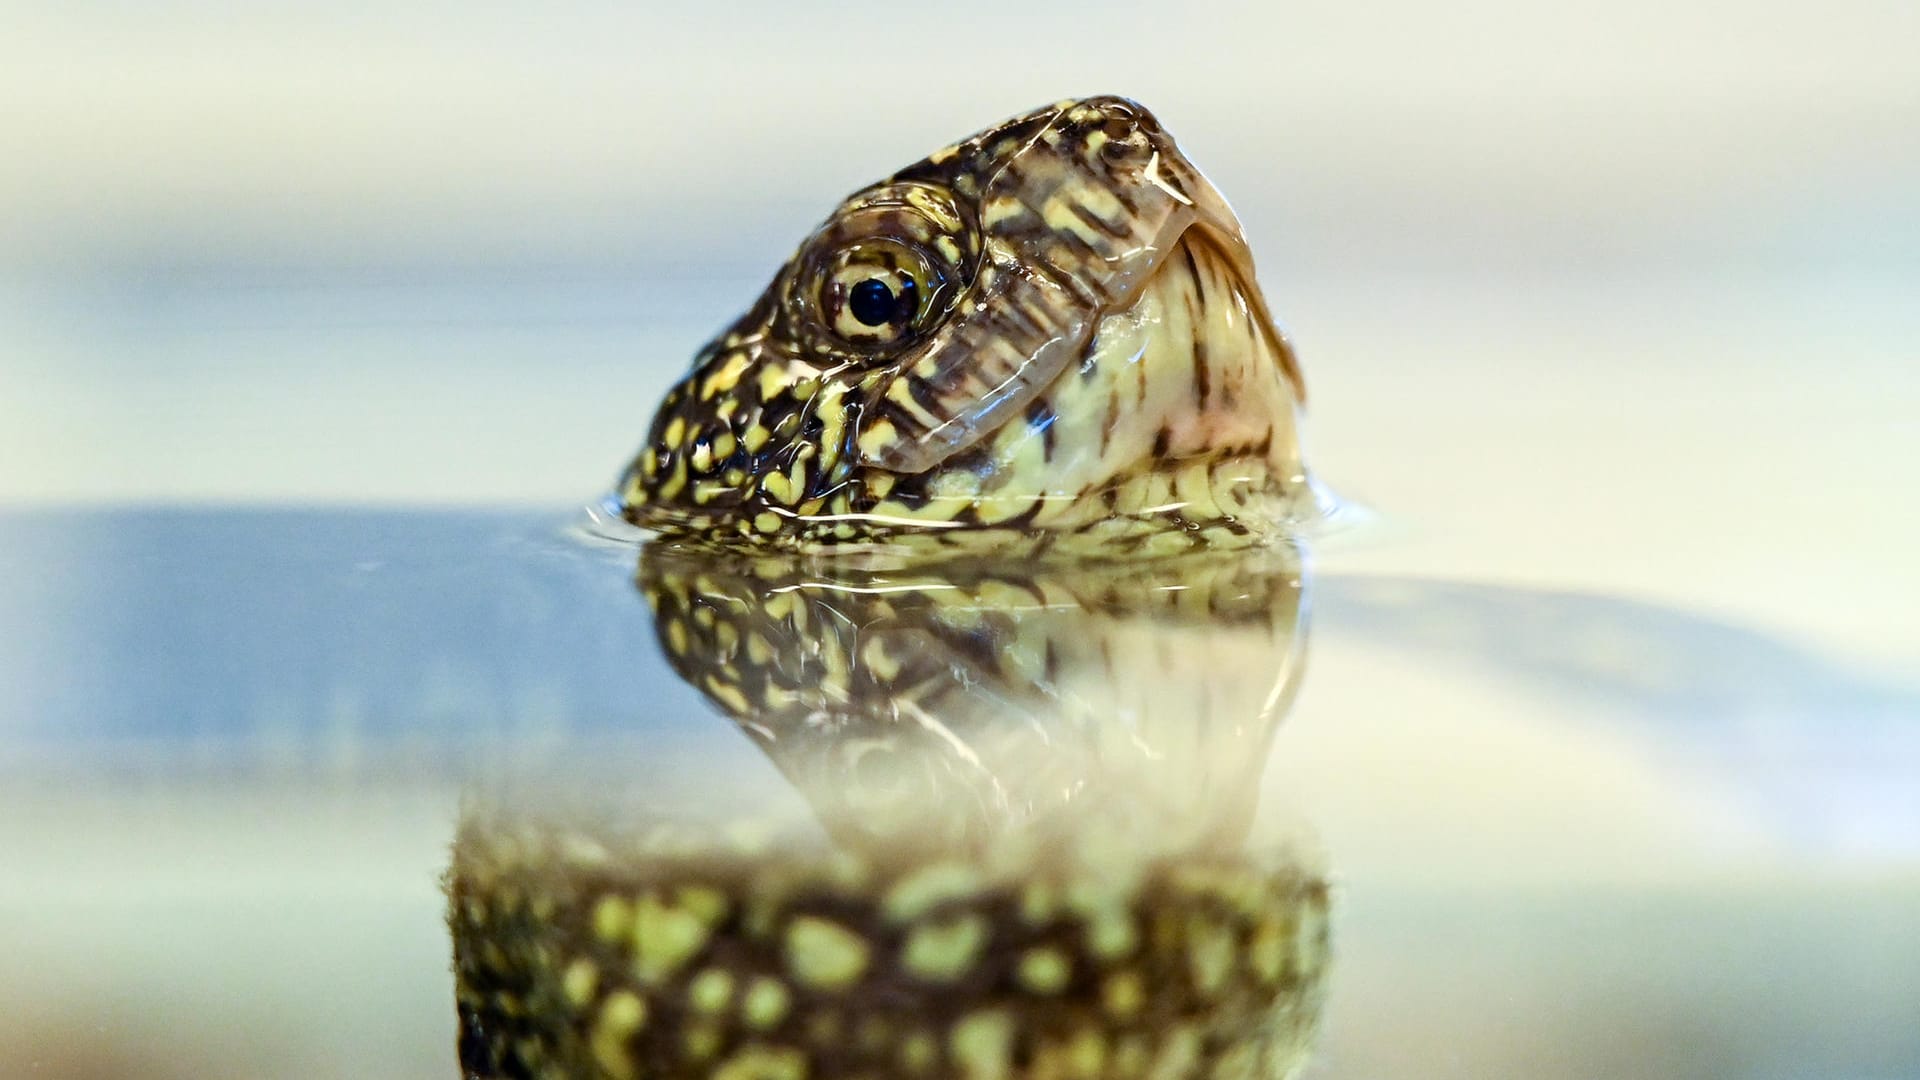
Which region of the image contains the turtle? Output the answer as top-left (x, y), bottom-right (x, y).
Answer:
top-left (450, 97), bottom-right (1330, 1079)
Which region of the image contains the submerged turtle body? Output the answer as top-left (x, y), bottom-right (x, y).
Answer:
top-left (616, 97), bottom-right (1313, 552)
top-left (451, 816), bottom-right (1329, 1080)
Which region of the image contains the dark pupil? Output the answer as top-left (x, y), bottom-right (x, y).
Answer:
top-left (849, 276), bottom-right (916, 328)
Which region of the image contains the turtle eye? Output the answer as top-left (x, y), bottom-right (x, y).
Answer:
top-left (849, 277), bottom-right (912, 327)
top-left (820, 239), bottom-right (939, 348)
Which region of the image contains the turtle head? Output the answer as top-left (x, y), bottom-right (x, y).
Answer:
top-left (618, 97), bottom-right (1311, 549)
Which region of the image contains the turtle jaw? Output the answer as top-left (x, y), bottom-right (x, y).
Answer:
top-left (896, 218), bottom-right (1307, 544)
top-left (1124, 159), bottom-right (1304, 406)
top-left (1097, 223), bottom-right (1305, 471)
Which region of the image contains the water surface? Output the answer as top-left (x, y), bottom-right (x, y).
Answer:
top-left (2, 508), bottom-right (1914, 1078)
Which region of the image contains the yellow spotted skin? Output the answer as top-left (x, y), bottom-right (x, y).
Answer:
top-left (450, 815), bottom-right (1329, 1080)
top-left (616, 97), bottom-right (1314, 553)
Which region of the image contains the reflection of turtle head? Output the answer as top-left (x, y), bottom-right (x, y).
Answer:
top-left (639, 544), bottom-right (1309, 860)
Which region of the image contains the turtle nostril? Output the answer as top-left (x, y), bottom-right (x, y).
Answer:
top-left (1100, 127), bottom-right (1150, 164)
top-left (1083, 100), bottom-right (1152, 162)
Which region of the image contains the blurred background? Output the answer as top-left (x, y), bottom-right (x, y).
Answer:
top-left (2, 2), bottom-right (1917, 1078)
